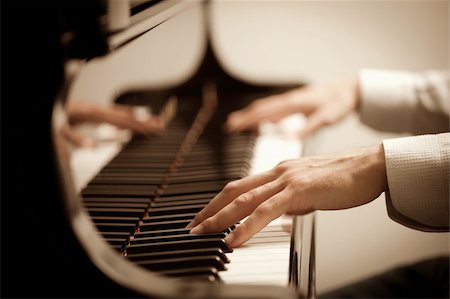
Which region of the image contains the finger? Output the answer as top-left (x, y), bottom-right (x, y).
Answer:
top-left (226, 96), bottom-right (291, 133)
top-left (225, 190), bottom-right (290, 248)
top-left (60, 125), bottom-right (97, 148)
top-left (189, 179), bottom-right (284, 234)
top-left (68, 102), bottom-right (162, 135)
top-left (296, 108), bottom-right (330, 139)
top-left (98, 106), bottom-right (162, 135)
top-left (66, 101), bottom-right (96, 125)
top-left (225, 110), bottom-right (261, 133)
top-left (186, 170), bottom-right (277, 229)
top-left (112, 104), bottom-right (133, 113)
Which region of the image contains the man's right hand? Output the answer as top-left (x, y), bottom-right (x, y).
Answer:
top-left (226, 76), bottom-right (360, 138)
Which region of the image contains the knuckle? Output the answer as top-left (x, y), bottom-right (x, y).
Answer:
top-left (255, 203), bottom-right (273, 217)
top-left (194, 210), bottom-right (206, 222)
top-left (275, 159), bottom-right (294, 174)
top-left (234, 194), bottom-right (250, 208)
top-left (223, 180), bottom-right (239, 194)
top-left (251, 99), bottom-right (264, 108)
top-left (320, 112), bottom-right (335, 125)
top-left (231, 225), bottom-right (245, 241)
top-left (202, 217), bottom-right (219, 231)
top-left (234, 190), bottom-right (257, 208)
top-left (287, 175), bottom-right (311, 192)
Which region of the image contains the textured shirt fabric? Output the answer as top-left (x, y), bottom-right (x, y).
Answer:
top-left (358, 69), bottom-right (450, 231)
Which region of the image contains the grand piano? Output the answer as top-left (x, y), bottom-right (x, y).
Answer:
top-left (2, 1), bottom-right (314, 298)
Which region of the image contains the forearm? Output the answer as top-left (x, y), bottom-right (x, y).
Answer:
top-left (305, 144), bottom-right (387, 212)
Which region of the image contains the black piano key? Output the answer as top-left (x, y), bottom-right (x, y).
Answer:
top-left (142, 213), bottom-right (197, 223)
top-left (172, 167), bottom-right (247, 176)
top-left (91, 171), bottom-right (242, 186)
top-left (175, 160), bottom-right (249, 169)
top-left (91, 216), bottom-right (140, 224)
top-left (129, 233), bottom-right (227, 245)
top-left (134, 227), bottom-right (231, 239)
top-left (149, 198), bottom-right (211, 208)
top-left (100, 231), bottom-right (131, 239)
top-left (87, 208), bottom-right (144, 217)
top-left (154, 192), bottom-right (216, 202)
top-left (166, 171), bottom-right (245, 184)
top-left (96, 223), bottom-right (136, 233)
top-left (139, 219), bottom-right (191, 231)
top-left (105, 238), bottom-right (127, 246)
top-left (162, 181), bottom-right (230, 196)
top-left (97, 172), bottom-right (166, 179)
top-left (123, 143), bottom-right (184, 151)
top-left (165, 180), bottom-right (232, 189)
top-left (101, 163), bottom-right (171, 171)
top-left (126, 247), bottom-right (229, 263)
top-left (115, 152), bottom-right (179, 159)
top-left (112, 245), bottom-right (124, 251)
top-left (82, 197), bottom-right (151, 204)
top-left (110, 156), bottom-right (174, 163)
top-left (84, 202), bottom-right (148, 209)
top-left (179, 155), bottom-right (251, 164)
top-left (89, 176), bottom-right (163, 185)
top-left (147, 204), bottom-right (204, 216)
top-left (81, 184), bottom-right (158, 197)
top-left (136, 255), bottom-right (226, 271)
top-left (133, 228), bottom-right (191, 238)
top-left (113, 149), bottom-right (176, 156)
top-left (125, 239), bottom-right (232, 254)
top-left (174, 154), bottom-right (252, 163)
top-left (173, 160), bottom-right (247, 169)
top-left (159, 266), bottom-right (221, 281)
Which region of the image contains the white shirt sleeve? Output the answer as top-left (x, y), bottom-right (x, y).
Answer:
top-left (359, 69), bottom-right (449, 134)
top-left (358, 69), bottom-right (450, 231)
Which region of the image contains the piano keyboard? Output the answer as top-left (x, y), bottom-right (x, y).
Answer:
top-left (77, 87), bottom-right (304, 285)
top-left (222, 117), bottom-right (303, 286)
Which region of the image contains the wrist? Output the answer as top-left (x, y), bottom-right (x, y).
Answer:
top-left (366, 143), bottom-right (388, 193)
top-left (344, 75), bottom-right (360, 112)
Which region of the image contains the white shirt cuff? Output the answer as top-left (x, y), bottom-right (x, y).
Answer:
top-left (383, 133), bottom-right (450, 230)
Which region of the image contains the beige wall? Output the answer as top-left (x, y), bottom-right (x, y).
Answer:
top-left (210, 0), bottom-right (448, 85)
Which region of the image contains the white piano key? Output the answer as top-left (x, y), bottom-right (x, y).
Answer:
top-left (221, 115), bottom-right (304, 286)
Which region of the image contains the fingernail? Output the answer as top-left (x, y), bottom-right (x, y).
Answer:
top-left (189, 224), bottom-right (204, 234)
top-left (224, 233), bottom-right (234, 247)
top-left (185, 220), bottom-right (195, 229)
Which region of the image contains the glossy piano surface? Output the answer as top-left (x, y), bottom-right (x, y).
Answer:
top-left (3, 1), bottom-right (314, 298)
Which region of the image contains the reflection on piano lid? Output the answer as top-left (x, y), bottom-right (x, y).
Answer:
top-left (52, 1), bottom-right (315, 298)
